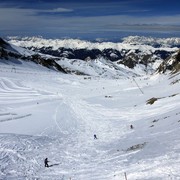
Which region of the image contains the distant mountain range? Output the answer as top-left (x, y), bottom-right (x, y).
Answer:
top-left (0, 36), bottom-right (179, 77)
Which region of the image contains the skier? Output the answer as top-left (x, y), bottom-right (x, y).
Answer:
top-left (130, 125), bottom-right (134, 129)
top-left (44, 158), bottom-right (49, 167)
top-left (94, 134), bottom-right (98, 139)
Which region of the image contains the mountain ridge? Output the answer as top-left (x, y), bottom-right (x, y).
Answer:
top-left (1, 36), bottom-right (180, 77)
top-left (0, 38), bottom-right (67, 74)
top-left (7, 36), bottom-right (180, 50)
top-left (6, 36), bottom-right (180, 74)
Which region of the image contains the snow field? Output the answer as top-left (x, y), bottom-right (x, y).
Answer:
top-left (0, 63), bottom-right (180, 179)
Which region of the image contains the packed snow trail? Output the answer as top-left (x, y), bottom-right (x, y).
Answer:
top-left (0, 66), bottom-right (180, 179)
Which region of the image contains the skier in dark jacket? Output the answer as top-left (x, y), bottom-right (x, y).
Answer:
top-left (94, 134), bottom-right (98, 139)
top-left (44, 158), bottom-right (49, 167)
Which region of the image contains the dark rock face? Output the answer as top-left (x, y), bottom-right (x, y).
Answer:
top-left (0, 38), bottom-right (8, 47)
top-left (157, 50), bottom-right (180, 74)
top-left (154, 50), bottom-right (172, 60)
top-left (30, 47), bottom-right (122, 61)
top-left (31, 54), bottom-right (66, 73)
top-left (0, 38), bottom-right (19, 53)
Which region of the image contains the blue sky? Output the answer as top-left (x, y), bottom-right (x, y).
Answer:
top-left (0, 0), bottom-right (180, 41)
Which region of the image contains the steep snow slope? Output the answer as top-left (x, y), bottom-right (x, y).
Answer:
top-left (58, 57), bottom-right (141, 77)
top-left (0, 60), bottom-right (180, 179)
top-left (0, 38), bottom-right (67, 73)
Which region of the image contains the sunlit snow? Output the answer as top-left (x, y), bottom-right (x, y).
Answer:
top-left (0, 57), bottom-right (180, 179)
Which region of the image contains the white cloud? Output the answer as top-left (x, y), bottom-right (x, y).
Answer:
top-left (37, 8), bottom-right (73, 13)
top-left (0, 6), bottom-right (180, 36)
top-left (49, 7), bottom-right (73, 13)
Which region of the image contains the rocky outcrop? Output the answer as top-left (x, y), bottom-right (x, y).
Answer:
top-left (157, 50), bottom-right (180, 74)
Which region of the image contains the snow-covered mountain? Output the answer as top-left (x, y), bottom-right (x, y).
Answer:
top-left (2, 36), bottom-right (180, 77)
top-left (7, 36), bottom-right (180, 49)
top-left (7, 36), bottom-right (180, 75)
top-left (122, 36), bottom-right (180, 48)
top-left (0, 36), bottom-right (180, 179)
top-left (0, 38), bottom-right (66, 73)
top-left (0, 37), bottom-right (145, 77)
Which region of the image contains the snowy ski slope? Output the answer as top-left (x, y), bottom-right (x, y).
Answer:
top-left (0, 61), bottom-right (180, 179)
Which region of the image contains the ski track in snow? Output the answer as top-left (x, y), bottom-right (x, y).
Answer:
top-left (0, 66), bottom-right (180, 180)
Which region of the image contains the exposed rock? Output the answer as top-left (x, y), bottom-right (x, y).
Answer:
top-left (157, 50), bottom-right (180, 74)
